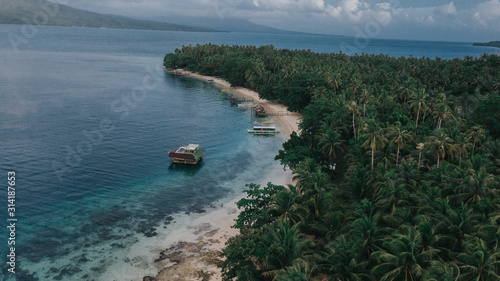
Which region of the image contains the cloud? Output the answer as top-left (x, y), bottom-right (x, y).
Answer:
top-left (238, 0), bottom-right (499, 40)
top-left (325, 5), bottom-right (342, 18)
top-left (439, 2), bottom-right (457, 15)
top-left (426, 16), bottom-right (435, 25)
top-left (66, 0), bottom-right (500, 41)
top-left (322, 0), bottom-right (372, 23)
top-left (376, 2), bottom-right (391, 11)
top-left (248, 0), bottom-right (326, 13)
top-left (472, 0), bottom-right (500, 27)
top-left (341, 0), bottom-right (361, 13)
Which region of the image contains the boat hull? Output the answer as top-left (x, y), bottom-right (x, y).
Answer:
top-left (168, 146), bottom-right (205, 165)
top-left (247, 130), bottom-right (280, 134)
top-left (170, 156), bottom-right (203, 164)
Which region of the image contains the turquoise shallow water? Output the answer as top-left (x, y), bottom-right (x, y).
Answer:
top-left (0, 25), bottom-right (497, 280)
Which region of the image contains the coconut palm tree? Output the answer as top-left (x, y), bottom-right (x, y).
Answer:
top-left (275, 259), bottom-right (314, 281)
top-left (376, 144), bottom-right (393, 169)
top-left (343, 166), bottom-right (372, 200)
top-left (409, 88), bottom-right (429, 129)
top-left (416, 142), bottom-right (425, 168)
top-left (415, 182), bottom-right (442, 213)
top-left (351, 198), bottom-right (380, 220)
top-left (396, 158), bottom-right (420, 188)
top-left (485, 139), bottom-right (500, 173)
top-left (458, 166), bottom-right (498, 205)
top-left (458, 237), bottom-right (500, 281)
top-left (264, 219), bottom-right (313, 278)
top-left (374, 172), bottom-right (412, 213)
top-left (384, 206), bottom-right (423, 230)
top-left (426, 129), bottom-right (455, 168)
top-left (466, 154), bottom-right (495, 174)
top-left (318, 128), bottom-right (344, 168)
top-left (454, 155), bottom-right (497, 206)
top-left (433, 102), bottom-right (452, 129)
top-left (424, 261), bottom-right (460, 281)
top-left (371, 226), bottom-right (438, 281)
top-left (467, 125), bottom-right (487, 154)
top-left (359, 89), bottom-right (371, 119)
top-left (361, 122), bottom-right (387, 170)
top-left (301, 168), bottom-right (330, 200)
top-left (436, 203), bottom-right (479, 251)
top-left (345, 100), bottom-right (361, 138)
top-left (453, 133), bottom-right (471, 168)
top-left (477, 214), bottom-right (500, 250)
top-left (270, 186), bottom-right (309, 226)
top-left (396, 79), bottom-right (416, 104)
top-left (292, 158), bottom-right (321, 188)
top-left (309, 208), bottom-right (342, 246)
top-left (417, 218), bottom-right (445, 252)
top-left (387, 124), bottom-right (414, 165)
top-left (349, 215), bottom-right (387, 259)
top-left (315, 235), bottom-right (373, 281)
top-left (473, 197), bottom-right (500, 223)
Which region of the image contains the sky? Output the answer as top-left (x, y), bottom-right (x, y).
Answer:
top-left (65, 0), bottom-right (500, 42)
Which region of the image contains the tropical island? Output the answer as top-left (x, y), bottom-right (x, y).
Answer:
top-left (473, 41), bottom-right (500, 48)
top-left (163, 44), bottom-right (500, 280)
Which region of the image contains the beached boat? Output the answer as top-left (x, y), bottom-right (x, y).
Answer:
top-left (230, 94), bottom-right (253, 103)
top-left (237, 102), bottom-right (257, 108)
top-left (168, 144), bottom-right (205, 164)
top-left (247, 125), bottom-right (280, 135)
top-left (254, 105), bottom-right (267, 117)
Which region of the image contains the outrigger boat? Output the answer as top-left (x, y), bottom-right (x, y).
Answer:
top-left (168, 144), bottom-right (205, 164)
top-left (248, 125), bottom-right (280, 135)
top-left (237, 102), bottom-right (257, 108)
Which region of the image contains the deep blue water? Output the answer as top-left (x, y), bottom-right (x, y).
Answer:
top-left (0, 24), bottom-right (497, 280)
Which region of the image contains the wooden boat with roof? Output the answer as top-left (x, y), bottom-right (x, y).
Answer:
top-left (168, 144), bottom-right (205, 164)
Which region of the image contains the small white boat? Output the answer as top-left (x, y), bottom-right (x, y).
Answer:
top-left (247, 125), bottom-right (280, 134)
top-left (237, 102), bottom-right (257, 108)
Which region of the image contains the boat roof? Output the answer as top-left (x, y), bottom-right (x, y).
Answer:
top-left (253, 126), bottom-right (276, 129)
top-left (186, 144), bottom-right (200, 150)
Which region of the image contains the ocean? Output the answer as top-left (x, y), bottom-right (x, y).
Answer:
top-left (0, 24), bottom-right (497, 280)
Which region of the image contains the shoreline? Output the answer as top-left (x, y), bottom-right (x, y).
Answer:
top-left (148, 166), bottom-right (293, 281)
top-left (143, 69), bottom-right (301, 281)
top-left (170, 69), bottom-right (301, 136)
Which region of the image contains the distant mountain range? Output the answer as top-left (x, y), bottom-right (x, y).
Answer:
top-left (0, 0), bottom-right (321, 35)
top-left (473, 41), bottom-right (500, 48)
top-left (148, 15), bottom-right (311, 35)
top-left (0, 0), bottom-right (217, 32)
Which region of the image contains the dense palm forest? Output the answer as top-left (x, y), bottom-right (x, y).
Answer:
top-left (164, 44), bottom-right (500, 281)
